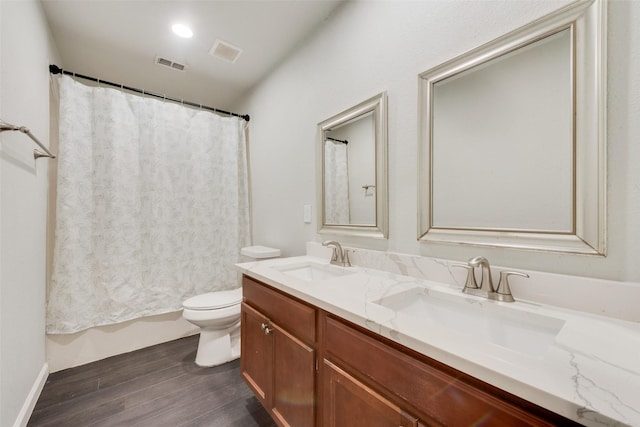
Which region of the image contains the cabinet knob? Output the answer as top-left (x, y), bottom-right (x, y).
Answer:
top-left (261, 322), bottom-right (272, 335)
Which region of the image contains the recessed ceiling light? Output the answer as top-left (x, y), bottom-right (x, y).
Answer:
top-left (172, 23), bottom-right (193, 39)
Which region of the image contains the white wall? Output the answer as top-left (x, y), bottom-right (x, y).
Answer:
top-left (0, 1), bottom-right (59, 425)
top-left (238, 0), bottom-right (640, 282)
top-left (0, 0), bottom-right (4, 419)
top-left (0, 0), bottom-right (4, 420)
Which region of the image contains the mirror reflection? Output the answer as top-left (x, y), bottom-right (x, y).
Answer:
top-left (324, 111), bottom-right (375, 225)
top-left (431, 29), bottom-right (572, 232)
top-left (317, 92), bottom-right (388, 239)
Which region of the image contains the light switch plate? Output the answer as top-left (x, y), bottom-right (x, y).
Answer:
top-left (303, 204), bottom-right (312, 223)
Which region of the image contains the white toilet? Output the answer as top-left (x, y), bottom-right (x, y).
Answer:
top-left (182, 245), bottom-right (281, 367)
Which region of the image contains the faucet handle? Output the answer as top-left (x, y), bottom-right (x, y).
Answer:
top-left (452, 263), bottom-right (478, 291)
top-left (494, 271), bottom-right (529, 302)
top-left (343, 249), bottom-right (353, 267)
top-left (329, 247), bottom-right (339, 262)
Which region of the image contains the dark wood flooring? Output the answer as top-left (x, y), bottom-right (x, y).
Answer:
top-left (28, 335), bottom-right (276, 427)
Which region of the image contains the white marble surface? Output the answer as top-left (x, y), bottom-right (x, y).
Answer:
top-left (344, 245), bottom-right (640, 323)
top-left (237, 249), bottom-right (640, 426)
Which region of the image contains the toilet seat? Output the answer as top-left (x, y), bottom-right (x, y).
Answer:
top-left (183, 288), bottom-right (242, 310)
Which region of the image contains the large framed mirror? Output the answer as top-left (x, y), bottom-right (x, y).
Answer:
top-left (418, 0), bottom-right (606, 254)
top-left (317, 92), bottom-right (388, 239)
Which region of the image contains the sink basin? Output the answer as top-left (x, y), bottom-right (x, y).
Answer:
top-left (373, 287), bottom-right (565, 357)
top-left (275, 262), bottom-right (356, 282)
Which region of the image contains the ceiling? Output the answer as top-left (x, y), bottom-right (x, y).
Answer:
top-left (41, 0), bottom-right (344, 113)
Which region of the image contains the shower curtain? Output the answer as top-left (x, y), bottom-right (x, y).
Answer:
top-left (47, 76), bottom-right (250, 334)
top-left (324, 140), bottom-right (350, 224)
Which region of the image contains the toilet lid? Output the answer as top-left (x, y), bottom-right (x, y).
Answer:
top-left (183, 288), bottom-right (242, 310)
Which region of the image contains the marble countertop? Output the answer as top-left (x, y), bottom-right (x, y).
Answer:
top-left (237, 255), bottom-right (640, 427)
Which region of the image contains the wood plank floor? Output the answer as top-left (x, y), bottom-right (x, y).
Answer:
top-left (28, 335), bottom-right (277, 427)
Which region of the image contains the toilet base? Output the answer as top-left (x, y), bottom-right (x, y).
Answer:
top-left (194, 324), bottom-right (240, 367)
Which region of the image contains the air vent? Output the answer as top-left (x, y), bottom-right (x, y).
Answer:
top-left (154, 56), bottom-right (188, 72)
top-left (209, 39), bottom-right (242, 64)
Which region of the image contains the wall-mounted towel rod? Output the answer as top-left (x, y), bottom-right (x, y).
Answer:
top-left (326, 137), bottom-right (348, 144)
top-left (0, 120), bottom-right (56, 159)
top-left (49, 64), bottom-right (250, 122)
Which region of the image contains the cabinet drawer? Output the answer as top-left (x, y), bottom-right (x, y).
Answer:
top-left (243, 275), bottom-right (316, 345)
top-left (323, 314), bottom-right (570, 426)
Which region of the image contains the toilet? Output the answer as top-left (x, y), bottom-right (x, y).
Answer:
top-left (182, 245), bottom-right (281, 367)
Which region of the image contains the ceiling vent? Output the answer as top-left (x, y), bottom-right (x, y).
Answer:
top-left (209, 39), bottom-right (242, 64)
top-left (154, 56), bottom-right (188, 72)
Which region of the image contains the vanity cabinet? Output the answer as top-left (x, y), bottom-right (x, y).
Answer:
top-left (241, 275), bottom-right (579, 427)
top-left (241, 276), bottom-right (316, 427)
top-left (320, 313), bottom-right (579, 427)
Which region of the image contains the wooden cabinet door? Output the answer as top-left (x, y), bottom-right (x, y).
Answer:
top-left (241, 302), bottom-right (272, 410)
top-left (271, 323), bottom-right (316, 427)
top-left (323, 360), bottom-right (418, 427)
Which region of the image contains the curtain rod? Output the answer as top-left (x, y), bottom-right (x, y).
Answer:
top-left (326, 136), bottom-right (348, 144)
top-left (49, 65), bottom-right (250, 122)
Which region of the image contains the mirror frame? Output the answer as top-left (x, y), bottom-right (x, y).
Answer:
top-left (418, 0), bottom-right (606, 255)
top-left (317, 92), bottom-right (388, 239)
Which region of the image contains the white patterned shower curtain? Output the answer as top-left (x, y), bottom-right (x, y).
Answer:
top-left (47, 76), bottom-right (250, 334)
top-left (324, 140), bottom-right (350, 224)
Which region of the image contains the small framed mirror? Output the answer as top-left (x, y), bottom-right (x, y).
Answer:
top-left (418, 0), bottom-right (606, 254)
top-left (317, 92), bottom-right (388, 239)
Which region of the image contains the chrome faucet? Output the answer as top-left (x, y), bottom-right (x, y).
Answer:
top-left (468, 256), bottom-right (494, 295)
top-left (458, 256), bottom-right (529, 302)
top-left (322, 240), bottom-right (351, 267)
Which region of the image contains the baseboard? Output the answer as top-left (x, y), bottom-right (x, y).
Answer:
top-left (13, 362), bottom-right (49, 427)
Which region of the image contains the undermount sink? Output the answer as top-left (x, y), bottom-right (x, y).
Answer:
top-left (373, 287), bottom-right (565, 357)
top-left (275, 262), bottom-right (356, 282)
